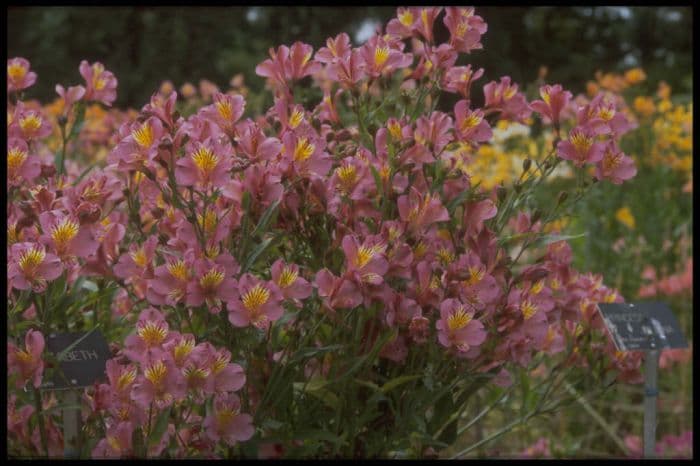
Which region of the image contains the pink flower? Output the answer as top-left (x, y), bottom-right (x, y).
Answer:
top-left (530, 84), bottom-right (572, 127)
top-left (8, 395), bottom-right (35, 442)
top-left (109, 117), bottom-right (165, 171)
top-left (234, 120), bottom-right (282, 162)
top-left (79, 60), bottom-right (117, 106)
top-left (202, 345), bottom-right (247, 394)
top-left (414, 111), bottom-right (454, 154)
top-left (342, 235), bottom-right (389, 286)
top-left (436, 299), bottom-right (486, 357)
top-left (557, 126), bottom-right (605, 167)
top-left (7, 138), bottom-right (40, 186)
top-left (256, 42), bottom-right (320, 90)
top-left (55, 84), bottom-right (86, 114)
top-left (397, 187), bottom-right (449, 234)
top-left (359, 34), bottom-right (412, 78)
top-left (483, 76), bottom-right (532, 122)
top-left (39, 210), bottom-right (99, 259)
top-left (228, 274), bottom-right (283, 330)
top-left (93, 422), bottom-right (134, 458)
top-left (386, 7), bottom-right (419, 39)
top-left (314, 268), bottom-right (362, 310)
top-left (315, 33), bottom-right (352, 64)
top-left (113, 235), bottom-right (158, 281)
top-left (203, 393), bottom-right (254, 446)
top-left (577, 93), bottom-right (635, 137)
top-left (7, 57), bottom-right (37, 92)
top-left (147, 257), bottom-right (192, 306)
top-left (10, 104), bottom-right (52, 140)
top-left (594, 141), bottom-right (637, 184)
top-left (442, 65), bottom-right (484, 98)
top-left (8, 242), bottom-right (63, 292)
top-left (451, 252), bottom-right (500, 310)
top-left (175, 137), bottom-right (234, 189)
top-left (203, 92), bottom-right (245, 136)
top-left (327, 49), bottom-right (365, 89)
top-left (454, 100), bottom-right (492, 143)
top-left (8, 329), bottom-right (45, 389)
top-left (271, 259), bottom-right (312, 301)
top-left (123, 308), bottom-right (173, 363)
top-left (186, 257), bottom-right (239, 312)
top-left (131, 358), bottom-right (187, 409)
top-left (443, 7), bottom-right (488, 53)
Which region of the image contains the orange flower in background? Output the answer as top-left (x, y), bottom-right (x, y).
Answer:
top-left (624, 67), bottom-right (646, 85)
top-left (633, 96), bottom-right (655, 117)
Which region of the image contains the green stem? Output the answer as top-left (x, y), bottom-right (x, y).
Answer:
top-left (33, 387), bottom-right (49, 457)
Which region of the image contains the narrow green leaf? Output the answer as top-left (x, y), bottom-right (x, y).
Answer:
top-left (147, 407), bottom-right (171, 448)
top-left (381, 374), bottom-right (422, 394)
top-left (251, 199), bottom-right (281, 238)
top-left (242, 236), bottom-right (275, 273)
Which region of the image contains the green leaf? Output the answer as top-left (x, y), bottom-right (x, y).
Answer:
top-left (381, 374), bottom-right (422, 394)
top-left (147, 407), bottom-right (171, 448)
top-left (369, 164), bottom-right (384, 195)
top-left (242, 236), bottom-right (276, 273)
top-left (68, 102), bottom-right (87, 140)
top-left (251, 199), bottom-right (281, 238)
top-left (536, 232), bottom-right (586, 247)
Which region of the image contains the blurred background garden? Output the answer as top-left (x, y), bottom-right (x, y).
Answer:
top-left (7, 5), bottom-right (693, 458)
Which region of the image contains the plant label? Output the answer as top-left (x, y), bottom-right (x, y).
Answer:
top-left (598, 302), bottom-right (687, 352)
top-left (42, 330), bottom-right (112, 390)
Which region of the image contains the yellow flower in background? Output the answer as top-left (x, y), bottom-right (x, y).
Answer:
top-left (657, 81), bottom-right (671, 100)
top-left (633, 96), bottom-right (655, 117)
top-left (615, 207), bottom-right (636, 230)
top-left (624, 67), bottom-right (646, 85)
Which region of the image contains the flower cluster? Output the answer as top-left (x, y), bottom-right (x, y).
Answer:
top-left (7, 6), bottom-right (650, 459)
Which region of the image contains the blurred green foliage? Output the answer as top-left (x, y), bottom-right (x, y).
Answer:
top-left (8, 6), bottom-right (692, 108)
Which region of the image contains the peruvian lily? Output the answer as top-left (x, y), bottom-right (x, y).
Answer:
top-left (9, 104), bottom-right (52, 140)
top-left (483, 76), bottom-right (532, 123)
top-left (270, 259), bottom-right (312, 301)
top-left (7, 329), bottom-right (45, 389)
top-left (234, 119), bottom-right (282, 162)
top-left (147, 256), bottom-right (192, 306)
top-left (315, 32), bottom-right (352, 64)
top-left (436, 298), bottom-right (486, 357)
top-left (530, 84), bottom-right (572, 127)
top-left (594, 141), bottom-right (637, 184)
top-left (203, 393), bottom-right (255, 446)
top-left (123, 308), bottom-right (173, 363)
top-left (175, 137), bottom-right (234, 189)
top-left (7, 138), bottom-right (40, 187)
top-left (342, 235), bottom-right (389, 286)
top-left (109, 117), bottom-right (165, 171)
top-left (397, 187), bottom-right (449, 234)
top-left (8, 242), bottom-right (62, 293)
top-left (314, 268), bottom-right (362, 310)
top-left (55, 84), bottom-right (86, 115)
top-left (7, 57), bottom-right (37, 92)
top-left (39, 210), bottom-right (99, 259)
top-left (79, 60), bottom-right (118, 106)
top-left (359, 34), bottom-right (412, 78)
top-left (186, 257), bottom-right (239, 312)
top-left (454, 100), bottom-right (492, 143)
top-left (442, 65), bottom-right (484, 98)
top-left (557, 125), bottom-right (605, 167)
top-left (443, 7), bottom-right (488, 54)
top-left (131, 358), bottom-right (187, 409)
top-left (203, 92), bottom-right (246, 136)
top-left (227, 274), bottom-right (283, 330)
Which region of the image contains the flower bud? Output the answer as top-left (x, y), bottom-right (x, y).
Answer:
top-left (522, 158), bottom-right (532, 173)
top-left (336, 129), bottom-right (352, 142)
top-left (557, 191), bottom-right (568, 205)
top-left (325, 131), bottom-right (335, 143)
top-left (531, 209), bottom-right (543, 224)
top-left (497, 186), bottom-right (507, 203)
top-left (57, 115), bottom-right (68, 127)
top-left (312, 117), bottom-right (322, 131)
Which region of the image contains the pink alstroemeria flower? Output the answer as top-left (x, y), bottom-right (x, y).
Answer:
top-left (436, 299), bottom-right (486, 357)
top-left (55, 84), bottom-right (86, 114)
top-left (443, 65), bottom-right (484, 99)
top-left (327, 49), bottom-right (365, 90)
top-left (175, 137), bottom-right (234, 189)
top-left (7, 57), bottom-right (37, 92)
top-left (7, 138), bottom-right (40, 187)
top-left (79, 60), bottom-right (117, 106)
top-left (342, 235), bottom-right (389, 286)
top-left (256, 42), bottom-right (320, 90)
top-left (557, 125), bottom-right (605, 167)
top-left (315, 33), bottom-right (352, 64)
top-left (131, 358), bottom-right (187, 409)
top-left (147, 256), bottom-right (192, 306)
top-left (203, 393), bottom-right (254, 446)
top-left (109, 117), bottom-right (165, 171)
top-left (113, 235), bottom-right (158, 281)
top-left (228, 274), bottom-right (283, 330)
top-left (39, 210), bottom-right (99, 259)
top-left (443, 7), bottom-right (488, 54)
top-left (8, 329), bottom-right (45, 388)
top-left (8, 242), bottom-right (62, 293)
top-left (271, 259), bottom-right (312, 301)
top-left (454, 100), bottom-right (492, 143)
top-left (203, 92), bottom-right (245, 136)
top-left (186, 257), bottom-right (239, 312)
top-left (123, 308), bottom-right (173, 364)
top-left (315, 269), bottom-right (363, 310)
top-left (530, 84), bottom-right (572, 127)
top-left (594, 141), bottom-right (637, 184)
top-left (397, 187), bottom-right (449, 234)
top-left (92, 421), bottom-right (134, 458)
top-left (483, 76), bottom-right (532, 122)
top-left (359, 34), bottom-right (412, 79)
top-left (10, 105), bottom-right (52, 140)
